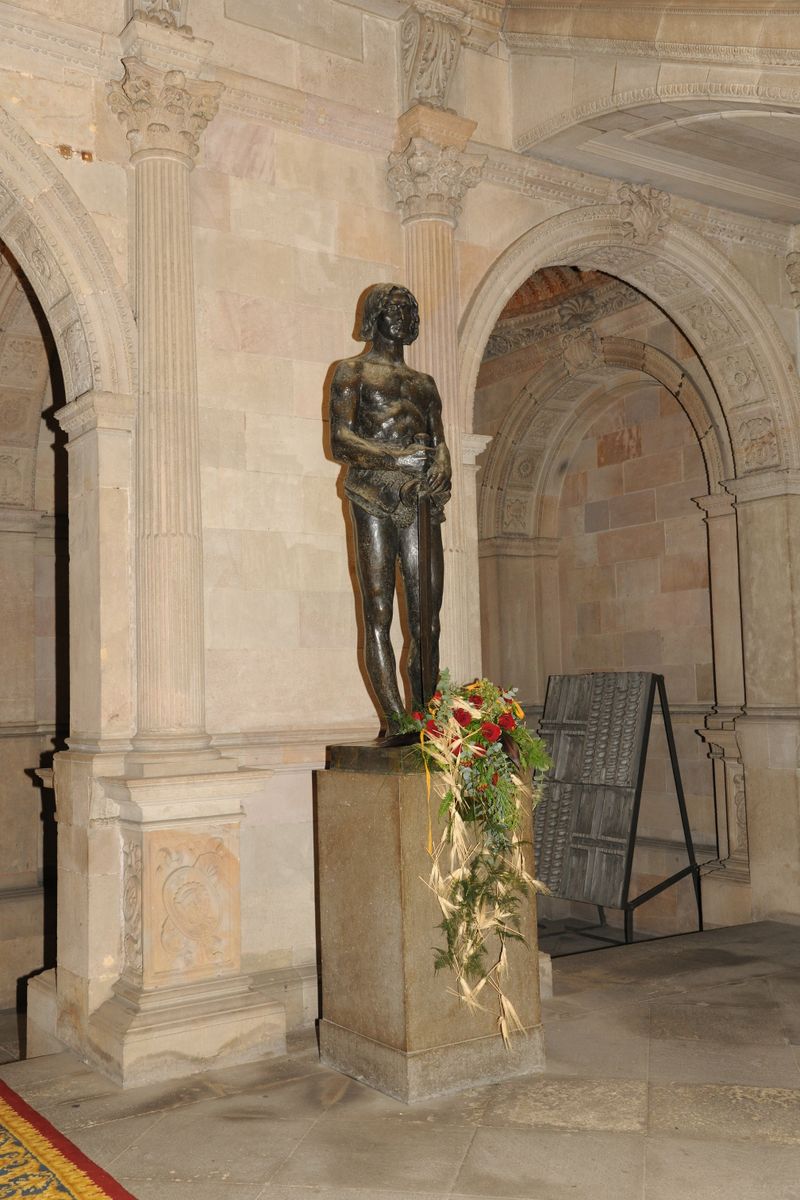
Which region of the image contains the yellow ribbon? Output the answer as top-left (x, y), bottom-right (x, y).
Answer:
top-left (420, 727), bottom-right (433, 855)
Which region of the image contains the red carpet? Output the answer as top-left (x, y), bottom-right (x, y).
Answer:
top-left (0, 1078), bottom-right (138, 1199)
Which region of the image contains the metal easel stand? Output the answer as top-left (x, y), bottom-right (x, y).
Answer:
top-left (621, 674), bottom-right (703, 944)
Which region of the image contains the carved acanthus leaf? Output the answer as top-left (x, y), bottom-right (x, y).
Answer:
top-left (387, 137), bottom-right (485, 222)
top-left (617, 183), bottom-right (671, 246)
top-left (107, 58), bottom-right (221, 159)
top-left (401, 3), bottom-right (466, 111)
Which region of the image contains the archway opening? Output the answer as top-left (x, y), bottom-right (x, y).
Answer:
top-left (0, 239), bottom-right (68, 1048)
top-left (475, 263), bottom-right (737, 949)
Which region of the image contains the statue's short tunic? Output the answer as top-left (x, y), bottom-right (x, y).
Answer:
top-left (344, 466), bottom-right (450, 528)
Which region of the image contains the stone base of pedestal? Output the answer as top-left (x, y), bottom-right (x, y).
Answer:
top-left (320, 1017), bottom-right (544, 1104)
top-left (316, 743), bottom-right (544, 1103)
top-left (87, 975), bottom-right (286, 1087)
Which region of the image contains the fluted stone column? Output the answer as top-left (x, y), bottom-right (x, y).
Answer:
top-left (108, 58), bottom-right (221, 757)
top-left (387, 105), bottom-right (485, 681)
top-left (83, 47), bottom-right (285, 1087)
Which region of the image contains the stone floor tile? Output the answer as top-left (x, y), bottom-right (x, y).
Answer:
top-left (0, 1045), bottom-right (18, 1065)
top-left (479, 1076), bottom-right (647, 1132)
top-left (453, 1127), bottom-right (644, 1198)
top-left (118, 1180), bottom-right (263, 1200)
top-left (107, 1098), bottom-right (316, 1184)
top-left (648, 1037), bottom-right (800, 1088)
top-left (31, 1070), bottom-right (224, 1130)
top-left (649, 1000), bottom-right (788, 1045)
top-left (544, 1021), bottom-right (650, 1080)
top-left (318, 1076), bottom-right (490, 1126)
top-left (66, 1110), bottom-right (170, 1164)
top-left (0, 1051), bottom-right (93, 1090)
top-left (271, 1114), bottom-right (475, 1191)
top-left (259, 1188), bottom-right (450, 1200)
top-left (644, 1133), bottom-right (800, 1200)
top-left (648, 1082), bottom-right (800, 1144)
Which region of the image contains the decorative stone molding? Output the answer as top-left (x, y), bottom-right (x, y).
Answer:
top-left (56, 390), bottom-right (136, 439)
top-left (401, 3), bottom-right (466, 111)
top-left (483, 278), bottom-right (640, 363)
top-left (617, 183), bottom-right (671, 247)
top-left (515, 83), bottom-right (800, 155)
top-left (504, 30), bottom-right (800, 70)
top-left (387, 137), bottom-right (485, 223)
top-left (461, 432), bottom-right (492, 465)
top-left (724, 469), bottom-right (800, 504)
top-left (107, 58), bottom-right (222, 160)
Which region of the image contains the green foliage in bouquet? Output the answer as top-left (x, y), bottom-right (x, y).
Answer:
top-left (410, 671), bottom-right (551, 1044)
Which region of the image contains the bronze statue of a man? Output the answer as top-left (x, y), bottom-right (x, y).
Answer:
top-left (330, 284), bottom-right (452, 733)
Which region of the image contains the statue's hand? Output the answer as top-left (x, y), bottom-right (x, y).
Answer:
top-left (426, 447), bottom-right (452, 493)
top-left (394, 445), bottom-right (431, 474)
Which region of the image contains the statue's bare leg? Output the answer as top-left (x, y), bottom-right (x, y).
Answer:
top-left (399, 518), bottom-right (444, 711)
top-left (351, 503), bottom-right (405, 728)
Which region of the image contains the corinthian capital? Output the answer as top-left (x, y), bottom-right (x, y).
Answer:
top-left (401, 2), bottom-right (466, 111)
top-left (387, 137), bottom-right (485, 223)
top-left (107, 58), bottom-right (221, 161)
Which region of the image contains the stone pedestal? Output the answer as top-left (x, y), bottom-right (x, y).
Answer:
top-left (316, 744), bottom-right (544, 1103)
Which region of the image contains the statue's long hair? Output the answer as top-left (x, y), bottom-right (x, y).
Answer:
top-left (359, 283), bottom-right (419, 343)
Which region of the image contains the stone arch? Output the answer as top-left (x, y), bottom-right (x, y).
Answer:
top-left (0, 104), bottom-right (136, 403)
top-left (514, 82), bottom-right (800, 154)
top-left (459, 204), bottom-right (800, 482)
top-left (480, 336), bottom-right (732, 542)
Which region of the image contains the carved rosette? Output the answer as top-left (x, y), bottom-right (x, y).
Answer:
top-left (387, 137), bottom-right (485, 223)
top-left (401, 3), bottom-right (465, 111)
top-left (107, 58), bottom-right (221, 161)
top-left (617, 183), bottom-right (671, 246)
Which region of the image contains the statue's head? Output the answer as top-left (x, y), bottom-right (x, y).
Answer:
top-left (359, 283), bottom-right (419, 345)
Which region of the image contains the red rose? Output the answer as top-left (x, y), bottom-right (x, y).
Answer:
top-left (433, 691), bottom-right (442, 702)
top-left (453, 707), bottom-right (471, 727)
top-left (412, 711), bottom-right (423, 722)
top-left (481, 721), bottom-right (501, 743)
top-left (425, 719), bottom-right (441, 737)
top-left (498, 711), bottom-right (516, 731)
top-left (472, 745), bottom-right (486, 758)
top-left (469, 694), bottom-right (483, 708)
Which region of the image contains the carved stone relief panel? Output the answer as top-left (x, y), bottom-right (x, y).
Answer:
top-left (720, 351), bottom-right (767, 409)
top-left (502, 492), bottom-right (529, 535)
top-left (737, 412), bottom-right (781, 472)
top-left (2, 337), bottom-right (44, 390)
top-left (5, 213), bottom-right (69, 309)
top-left (0, 453), bottom-right (24, 505)
top-left (627, 260), bottom-right (690, 300)
top-left (561, 326), bottom-right (600, 376)
top-left (0, 390), bottom-right (40, 447)
top-left (681, 298), bottom-right (737, 350)
top-left (144, 826), bottom-right (239, 986)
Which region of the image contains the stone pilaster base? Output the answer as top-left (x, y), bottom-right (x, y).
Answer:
top-left (88, 974), bottom-right (285, 1087)
top-left (316, 744), bottom-right (544, 1103)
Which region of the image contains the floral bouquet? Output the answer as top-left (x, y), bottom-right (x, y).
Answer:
top-left (409, 672), bottom-right (551, 1044)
